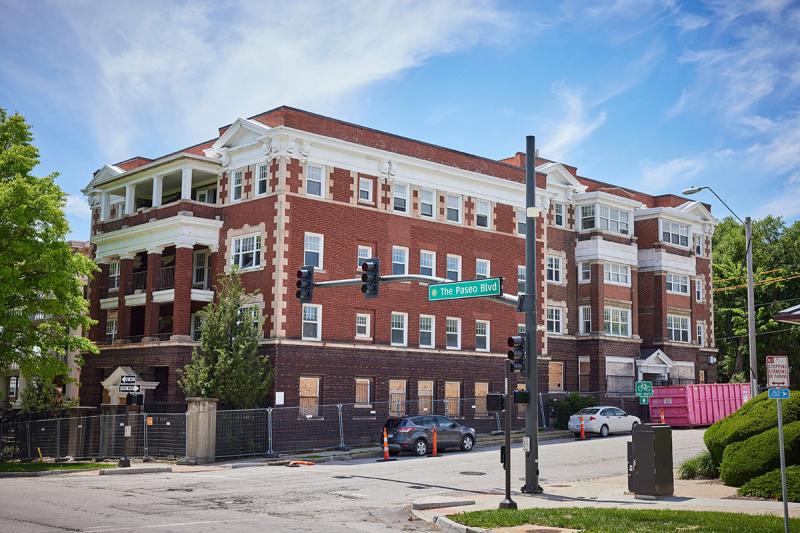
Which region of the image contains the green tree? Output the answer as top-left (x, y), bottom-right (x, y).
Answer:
top-left (0, 108), bottom-right (97, 384)
top-left (713, 216), bottom-right (800, 384)
top-left (20, 376), bottom-right (75, 414)
top-left (177, 270), bottom-right (272, 408)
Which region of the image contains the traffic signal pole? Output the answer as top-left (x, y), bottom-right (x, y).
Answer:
top-left (522, 135), bottom-right (543, 494)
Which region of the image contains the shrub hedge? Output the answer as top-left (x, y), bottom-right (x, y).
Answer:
top-left (548, 393), bottom-right (597, 430)
top-left (704, 390), bottom-right (800, 465)
top-left (719, 421), bottom-right (800, 486)
top-left (739, 465), bottom-right (800, 502)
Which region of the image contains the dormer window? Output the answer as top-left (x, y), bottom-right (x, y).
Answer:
top-left (662, 220), bottom-right (690, 247)
top-left (579, 204), bottom-right (630, 235)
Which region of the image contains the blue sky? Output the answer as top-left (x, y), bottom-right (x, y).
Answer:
top-left (1, 0), bottom-right (798, 240)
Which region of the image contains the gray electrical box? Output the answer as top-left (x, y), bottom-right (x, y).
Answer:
top-left (627, 423), bottom-right (674, 498)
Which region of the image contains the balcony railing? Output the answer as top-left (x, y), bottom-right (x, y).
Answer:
top-left (127, 271), bottom-right (147, 294)
top-left (96, 200), bottom-right (221, 234)
top-left (156, 266), bottom-right (175, 290)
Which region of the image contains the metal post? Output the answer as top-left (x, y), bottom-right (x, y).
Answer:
top-left (26, 421), bottom-right (31, 459)
top-left (522, 135), bottom-right (542, 494)
top-left (777, 398), bottom-right (789, 533)
top-left (98, 414), bottom-right (105, 459)
top-left (335, 403), bottom-right (349, 451)
top-left (499, 365), bottom-right (517, 509)
top-left (266, 407), bottom-right (277, 458)
top-left (745, 217), bottom-right (758, 399)
top-left (56, 418), bottom-right (61, 460)
top-left (143, 413), bottom-right (150, 461)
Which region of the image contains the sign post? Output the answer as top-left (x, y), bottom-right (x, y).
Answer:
top-left (766, 355), bottom-right (790, 533)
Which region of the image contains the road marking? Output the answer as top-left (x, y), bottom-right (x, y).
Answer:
top-left (84, 518), bottom-right (262, 531)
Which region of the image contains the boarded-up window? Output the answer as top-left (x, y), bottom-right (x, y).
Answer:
top-left (474, 382), bottom-right (489, 417)
top-left (355, 378), bottom-right (371, 406)
top-left (418, 380), bottom-right (433, 414)
top-left (549, 362), bottom-right (564, 392)
top-left (579, 356), bottom-right (591, 392)
top-left (516, 383), bottom-right (526, 418)
top-left (299, 377), bottom-right (319, 417)
top-left (699, 370), bottom-right (706, 384)
top-left (445, 381), bottom-right (461, 417)
top-left (606, 359), bottom-right (635, 393)
top-left (671, 363), bottom-right (695, 384)
top-left (389, 379), bottom-right (406, 417)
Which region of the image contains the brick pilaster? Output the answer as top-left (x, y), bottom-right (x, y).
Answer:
top-left (143, 250), bottom-right (162, 340)
top-left (115, 257), bottom-right (134, 342)
top-left (90, 263), bottom-right (109, 342)
top-left (171, 245), bottom-right (193, 340)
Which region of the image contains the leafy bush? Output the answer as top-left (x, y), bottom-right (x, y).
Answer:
top-left (719, 421), bottom-right (800, 486)
top-left (548, 393), bottom-right (597, 430)
top-left (739, 465), bottom-right (800, 502)
top-left (704, 390), bottom-right (800, 465)
top-left (678, 450), bottom-right (718, 480)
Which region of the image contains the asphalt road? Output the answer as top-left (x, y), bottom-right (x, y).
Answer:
top-left (0, 429), bottom-right (706, 532)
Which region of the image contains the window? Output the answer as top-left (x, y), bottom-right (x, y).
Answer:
top-left (578, 356), bottom-right (591, 392)
top-left (420, 189), bottom-right (435, 218)
top-left (299, 376), bottom-right (319, 418)
top-left (445, 194), bottom-right (461, 222)
top-left (8, 376), bottom-right (18, 398)
top-left (579, 305), bottom-right (591, 334)
top-left (358, 177), bottom-right (372, 203)
top-left (598, 205), bottom-right (630, 235)
top-left (237, 305), bottom-right (259, 331)
top-left (604, 263), bottom-right (631, 285)
top-left (696, 323), bottom-right (705, 347)
top-left (355, 313), bottom-right (370, 339)
top-left (419, 315), bottom-right (435, 348)
top-left (695, 279), bottom-right (704, 302)
top-left (546, 307), bottom-right (563, 334)
top-left (474, 382), bottom-right (489, 417)
top-left (580, 205), bottom-right (595, 230)
top-left (475, 199), bottom-right (490, 228)
top-left (666, 273), bottom-right (689, 294)
top-left (355, 378), bottom-right (371, 406)
top-left (579, 262), bottom-right (591, 282)
top-left (445, 381), bottom-right (461, 417)
top-left (662, 219), bottom-right (690, 247)
top-left (606, 358), bottom-right (635, 393)
top-left (476, 258), bottom-right (490, 279)
top-left (389, 379), bottom-right (406, 417)
top-left (393, 183), bottom-right (408, 213)
top-left (190, 313), bottom-right (202, 341)
top-left (420, 250), bottom-right (436, 277)
top-left (302, 304), bottom-right (321, 340)
top-left (193, 251), bottom-right (208, 288)
top-left (391, 246), bottom-right (408, 275)
top-left (108, 261), bottom-right (120, 291)
top-left (418, 380), bottom-right (434, 414)
top-left (694, 234), bottom-right (705, 256)
top-left (553, 202), bottom-right (565, 227)
top-left (306, 164), bottom-right (324, 197)
top-left (475, 320), bottom-right (490, 351)
top-left (232, 234), bottom-right (262, 270)
top-left (549, 361), bottom-right (564, 392)
top-left (257, 163), bottom-right (269, 195)
top-left (196, 188), bottom-right (216, 204)
top-left (667, 314), bottom-right (690, 343)
top-left (546, 256), bottom-right (562, 283)
top-left (517, 324), bottom-right (525, 335)
top-left (699, 370), bottom-right (706, 383)
top-left (517, 209), bottom-right (526, 234)
top-left (303, 233), bottom-right (323, 269)
top-left (517, 265), bottom-right (526, 293)
top-left (106, 318), bottom-right (118, 343)
top-left (357, 245), bottom-right (372, 270)
top-left (391, 312), bottom-right (407, 346)
top-left (446, 255), bottom-right (461, 281)
top-left (232, 170), bottom-right (243, 201)
top-left (604, 307), bottom-right (631, 337)
top-left (446, 317), bottom-right (461, 350)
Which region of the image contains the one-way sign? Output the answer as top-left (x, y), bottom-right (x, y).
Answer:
top-left (119, 384), bottom-right (140, 393)
top-left (121, 375), bottom-right (136, 384)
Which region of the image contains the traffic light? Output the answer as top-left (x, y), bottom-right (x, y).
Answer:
top-left (361, 258), bottom-right (380, 299)
top-left (487, 392), bottom-right (506, 412)
top-left (507, 335), bottom-right (526, 374)
top-left (296, 266), bottom-right (314, 302)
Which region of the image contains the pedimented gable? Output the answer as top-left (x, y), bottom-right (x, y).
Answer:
top-left (537, 162), bottom-right (587, 192)
top-left (675, 201), bottom-right (716, 224)
top-left (210, 117), bottom-right (271, 151)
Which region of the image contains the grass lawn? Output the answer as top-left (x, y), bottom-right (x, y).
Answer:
top-left (449, 507), bottom-right (799, 532)
top-left (0, 462), bottom-right (115, 473)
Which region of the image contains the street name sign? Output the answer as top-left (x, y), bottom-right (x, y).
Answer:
top-left (121, 375), bottom-right (136, 384)
top-left (767, 355), bottom-right (790, 388)
top-left (769, 388), bottom-right (790, 400)
top-left (428, 277), bottom-right (502, 302)
top-left (635, 381), bottom-right (653, 397)
top-left (119, 384), bottom-right (140, 393)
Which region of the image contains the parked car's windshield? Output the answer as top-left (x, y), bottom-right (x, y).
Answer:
top-left (576, 408), bottom-right (600, 415)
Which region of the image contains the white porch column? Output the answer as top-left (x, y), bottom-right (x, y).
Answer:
top-left (100, 192), bottom-right (111, 221)
top-left (152, 175), bottom-right (163, 207)
top-left (181, 167), bottom-right (193, 200)
top-left (124, 183), bottom-right (135, 215)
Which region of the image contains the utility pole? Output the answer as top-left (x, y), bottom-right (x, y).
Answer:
top-left (522, 135), bottom-right (542, 494)
top-left (745, 217), bottom-right (758, 398)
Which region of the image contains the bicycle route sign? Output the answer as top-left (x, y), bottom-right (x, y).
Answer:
top-left (635, 380), bottom-right (653, 397)
top-left (428, 277), bottom-right (502, 302)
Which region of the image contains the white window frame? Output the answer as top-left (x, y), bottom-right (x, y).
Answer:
top-left (357, 245), bottom-right (372, 270)
top-left (597, 205), bottom-right (630, 235)
top-left (358, 177), bottom-right (373, 203)
top-left (420, 250), bottom-right (436, 277)
top-left (257, 163), bottom-right (269, 196)
top-left (517, 265), bottom-right (526, 293)
top-left (106, 318), bottom-right (118, 341)
top-left (516, 208), bottom-right (527, 235)
top-left (445, 193), bottom-right (462, 223)
top-left (190, 312), bottom-right (202, 341)
top-left (231, 169), bottom-right (243, 202)
top-left (667, 314), bottom-right (690, 343)
top-left (393, 182), bottom-right (409, 213)
top-left (475, 319), bottom-right (490, 352)
top-left (391, 312), bottom-right (408, 347)
top-left (604, 307), bottom-right (631, 337)
top-left (476, 258), bottom-right (490, 279)
top-left (446, 254), bottom-right (462, 281)
top-left (231, 233), bottom-right (262, 270)
top-left (305, 163), bottom-right (325, 198)
top-left (302, 303), bottom-right (322, 341)
top-left (603, 262), bottom-right (631, 286)
top-left (666, 272), bottom-right (689, 295)
top-left (546, 307), bottom-right (563, 335)
top-left (391, 245), bottom-right (408, 275)
top-left (694, 234), bottom-right (705, 256)
top-left (695, 278), bottom-right (704, 302)
top-left (517, 323), bottom-right (526, 335)
top-left (579, 262), bottom-right (591, 283)
top-left (419, 314), bottom-right (435, 348)
top-left (475, 199), bottom-right (490, 228)
top-left (446, 317), bottom-right (461, 350)
top-left (108, 261), bottom-right (120, 291)
top-left (553, 202), bottom-right (565, 227)
top-left (355, 313), bottom-right (371, 340)
top-left (580, 204), bottom-right (595, 230)
top-left (546, 256), bottom-right (563, 284)
top-left (579, 305), bottom-right (591, 334)
top-left (420, 188), bottom-right (435, 219)
top-left (606, 356), bottom-right (636, 394)
top-left (303, 232), bottom-right (324, 270)
top-left (696, 322), bottom-right (705, 347)
top-left (661, 219), bottom-right (690, 247)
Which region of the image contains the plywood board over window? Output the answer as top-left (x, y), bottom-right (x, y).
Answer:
top-left (418, 380), bottom-right (433, 415)
top-left (548, 361), bottom-right (564, 392)
top-left (389, 379), bottom-right (406, 416)
top-left (474, 381), bottom-right (489, 417)
top-left (445, 381), bottom-right (461, 417)
top-left (299, 376), bottom-right (319, 418)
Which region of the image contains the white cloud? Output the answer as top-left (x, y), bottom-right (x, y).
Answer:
top-left (758, 173), bottom-right (800, 219)
top-left (64, 194), bottom-right (91, 219)
top-left (665, 88), bottom-right (688, 119)
top-left (541, 83), bottom-right (606, 161)
top-left (639, 157), bottom-right (704, 192)
top-left (675, 14), bottom-right (710, 32)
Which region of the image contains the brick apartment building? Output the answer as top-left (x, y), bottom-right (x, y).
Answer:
top-left (80, 106), bottom-right (718, 411)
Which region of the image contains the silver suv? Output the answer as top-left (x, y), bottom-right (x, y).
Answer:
top-left (385, 415), bottom-right (476, 456)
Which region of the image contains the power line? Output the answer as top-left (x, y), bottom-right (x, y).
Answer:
top-left (715, 327), bottom-right (797, 342)
top-left (713, 272), bottom-right (800, 293)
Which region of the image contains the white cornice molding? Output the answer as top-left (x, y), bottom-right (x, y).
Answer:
top-left (637, 248), bottom-right (697, 276)
top-left (574, 191), bottom-right (645, 210)
top-left (575, 237), bottom-right (639, 265)
top-left (87, 154), bottom-right (221, 191)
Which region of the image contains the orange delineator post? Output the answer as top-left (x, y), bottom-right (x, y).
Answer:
top-left (660, 407), bottom-right (665, 424)
top-left (432, 427), bottom-right (438, 457)
top-left (579, 416), bottom-right (585, 440)
top-left (382, 427), bottom-right (390, 460)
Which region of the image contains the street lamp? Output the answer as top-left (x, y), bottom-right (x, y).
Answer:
top-left (683, 186), bottom-right (758, 399)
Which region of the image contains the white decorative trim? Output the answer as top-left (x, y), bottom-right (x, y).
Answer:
top-left (100, 297), bottom-right (118, 310)
top-left (191, 289), bottom-right (214, 302)
top-left (638, 248), bottom-right (697, 276)
top-left (575, 237), bottom-right (638, 265)
top-left (124, 293), bottom-right (146, 306)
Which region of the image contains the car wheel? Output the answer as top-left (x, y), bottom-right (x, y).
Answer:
top-left (414, 438), bottom-right (428, 456)
top-left (631, 421), bottom-right (639, 432)
top-left (460, 434), bottom-right (475, 452)
top-left (600, 424), bottom-right (609, 438)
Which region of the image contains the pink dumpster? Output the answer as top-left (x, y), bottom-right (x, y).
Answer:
top-left (648, 383), bottom-right (751, 428)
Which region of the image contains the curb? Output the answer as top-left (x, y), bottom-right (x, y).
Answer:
top-left (412, 499), bottom-right (476, 511)
top-left (433, 515), bottom-right (488, 533)
top-left (0, 469), bottom-right (91, 478)
top-left (99, 466), bottom-right (172, 475)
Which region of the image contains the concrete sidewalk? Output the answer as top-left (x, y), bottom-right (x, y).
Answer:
top-left (413, 474), bottom-right (800, 530)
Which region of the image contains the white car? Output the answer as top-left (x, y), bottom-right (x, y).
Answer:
top-left (567, 406), bottom-right (641, 438)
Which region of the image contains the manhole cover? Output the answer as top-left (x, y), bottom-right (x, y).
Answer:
top-left (459, 471), bottom-right (486, 476)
